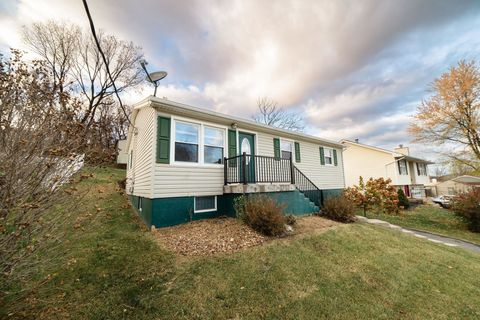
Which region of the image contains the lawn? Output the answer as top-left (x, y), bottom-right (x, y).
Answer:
top-left (2, 167), bottom-right (480, 319)
top-left (365, 205), bottom-right (480, 245)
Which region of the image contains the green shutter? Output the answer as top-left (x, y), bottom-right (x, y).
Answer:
top-left (294, 142), bottom-right (301, 162)
top-left (228, 130), bottom-right (237, 157)
top-left (228, 130), bottom-right (237, 167)
top-left (319, 146), bottom-right (325, 165)
top-left (273, 138), bottom-right (280, 159)
top-left (156, 116), bottom-right (170, 164)
top-left (333, 149), bottom-right (338, 166)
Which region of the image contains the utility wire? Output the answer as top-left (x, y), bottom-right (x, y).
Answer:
top-left (81, 0), bottom-right (133, 127)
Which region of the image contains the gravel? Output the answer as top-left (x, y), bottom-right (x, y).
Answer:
top-left (154, 217), bottom-right (267, 256)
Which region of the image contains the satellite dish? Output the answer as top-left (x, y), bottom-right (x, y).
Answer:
top-left (146, 71), bottom-right (167, 83)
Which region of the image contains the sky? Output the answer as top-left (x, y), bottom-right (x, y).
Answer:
top-left (1, 0), bottom-right (480, 161)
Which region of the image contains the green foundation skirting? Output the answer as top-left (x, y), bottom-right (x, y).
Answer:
top-left (129, 188), bottom-right (344, 228)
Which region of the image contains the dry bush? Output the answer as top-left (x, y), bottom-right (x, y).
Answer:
top-left (242, 195), bottom-right (287, 237)
top-left (0, 50), bottom-right (87, 277)
top-left (321, 195), bottom-right (355, 223)
top-left (452, 189), bottom-right (480, 232)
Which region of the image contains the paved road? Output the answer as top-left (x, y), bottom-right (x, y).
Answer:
top-left (356, 216), bottom-right (480, 253)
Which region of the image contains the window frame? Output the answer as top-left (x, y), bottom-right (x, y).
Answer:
top-left (280, 138), bottom-right (294, 161)
top-left (323, 147), bottom-right (334, 166)
top-left (417, 163), bottom-right (427, 176)
top-left (203, 125), bottom-right (225, 165)
top-left (398, 159), bottom-right (408, 175)
top-left (170, 116), bottom-right (228, 167)
top-left (194, 195), bottom-right (217, 213)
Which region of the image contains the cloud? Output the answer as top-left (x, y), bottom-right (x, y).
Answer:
top-left (1, 0), bottom-right (480, 159)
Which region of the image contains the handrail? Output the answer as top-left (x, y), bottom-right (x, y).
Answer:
top-left (224, 153), bottom-right (294, 185)
top-left (293, 165), bottom-right (323, 207)
top-left (223, 154), bottom-right (323, 207)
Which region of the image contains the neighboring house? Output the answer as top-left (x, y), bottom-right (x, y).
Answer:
top-left (429, 175), bottom-right (480, 196)
top-left (125, 96), bottom-right (346, 228)
top-left (340, 139), bottom-right (433, 198)
top-left (116, 139), bottom-right (128, 165)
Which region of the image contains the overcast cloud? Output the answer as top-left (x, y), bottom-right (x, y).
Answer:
top-left (1, 0), bottom-right (480, 159)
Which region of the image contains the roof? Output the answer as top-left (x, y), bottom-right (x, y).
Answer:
top-left (128, 96), bottom-right (344, 149)
top-left (340, 139), bottom-right (434, 164)
top-left (451, 175), bottom-right (480, 184)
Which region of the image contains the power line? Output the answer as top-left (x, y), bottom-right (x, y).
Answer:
top-left (81, 0), bottom-right (133, 127)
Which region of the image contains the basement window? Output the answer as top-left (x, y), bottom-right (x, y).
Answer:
top-left (194, 196), bottom-right (217, 213)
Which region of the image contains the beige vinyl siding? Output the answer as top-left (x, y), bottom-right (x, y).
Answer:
top-left (126, 106), bottom-right (155, 197)
top-left (256, 131), bottom-right (345, 189)
top-left (342, 142), bottom-right (399, 186)
top-left (152, 113), bottom-right (224, 198)
top-left (152, 165), bottom-right (224, 197)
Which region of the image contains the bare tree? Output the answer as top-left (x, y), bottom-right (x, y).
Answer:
top-left (22, 20), bottom-right (143, 127)
top-left (71, 31), bottom-right (143, 126)
top-left (252, 97), bottom-right (305, 131)
top-left (22, 21), bottom-right (80, 110)
top-left (409, 60), bottom-right (480, 171)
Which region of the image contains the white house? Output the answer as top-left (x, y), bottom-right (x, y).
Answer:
top-left (116, 139), bottom-right (128, 165)
top-left (125, 96), bottom-right (346, 228)
top-left (340, 139), bottom-right (433, 198)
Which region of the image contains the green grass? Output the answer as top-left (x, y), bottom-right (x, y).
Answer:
top-left (2, 167), bottom-right (480, 319)
top-left (365, 205), bottom-right (480, 245)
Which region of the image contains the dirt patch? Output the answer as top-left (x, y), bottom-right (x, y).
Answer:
top-left (154, 215), bottom-right (340, 256)
top-left (154, 217), bottom-right (267, 255)
top-left (294, 215), bottom-right (340, 237)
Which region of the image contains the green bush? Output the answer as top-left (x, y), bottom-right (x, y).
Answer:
top-left (452, 189), bottom-right (480, 232)
top-left (397, 188), bottom-right (410, 209)
top-left (241, 195), bottom-right (287, 236)
top-left (321, 195), bottom-right (355, 223)
top-left (233, 195), bottom-right (247, 220)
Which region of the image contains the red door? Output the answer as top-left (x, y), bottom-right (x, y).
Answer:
top-left (404, 185), bottom-right (410, 197)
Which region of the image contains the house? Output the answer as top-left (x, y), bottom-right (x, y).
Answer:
top-left (125, 96), bottom-right (346, 228)
top-left (340, 139), bottom-right (433, 198)
top-left (428, 175), bottom-right (480, 196)
top-left (116, 139), bottom-right (128, 166)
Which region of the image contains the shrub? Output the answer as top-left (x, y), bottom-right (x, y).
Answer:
top-left (344, 176), bottom-right (399, 215)
top-left (397, 188), bottom-right (410, 209)
top-left (321, 195), bottom-right (355, 223)
top-left (241, 195), bottom-right (287, 236)
top-left (285, 214), bottom-right (297, 226)
top-left (233, 195), bottom-right (247, 220)
top-left (452, 189), bottom-right (480, 232)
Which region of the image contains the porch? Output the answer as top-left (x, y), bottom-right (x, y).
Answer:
top-left (223, 153), bottom-right (324, 207)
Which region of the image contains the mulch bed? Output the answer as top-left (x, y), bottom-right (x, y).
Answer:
top-left (154, 217), bottom-right (267, 256)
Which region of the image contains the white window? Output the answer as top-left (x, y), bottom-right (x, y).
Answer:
top-left (417, 163), bottom-right (427, 176)
top-left (280, 140), bottom-right (293, 160)
top-left (194, 196), bottom-right (217, 213)
top-left (398, 159), bottom-right (408, 175)
top-left (175, 121), bottom-right (199, 162)
top-left (204, 126), bottom-right (224, 164)
top-left (172, 119), bottom-right (226, 165)
top-left (324, 148), bottom-right (333, 165)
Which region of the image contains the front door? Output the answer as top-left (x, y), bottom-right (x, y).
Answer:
top-left (238, 132), bottom-right (255, 183)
